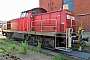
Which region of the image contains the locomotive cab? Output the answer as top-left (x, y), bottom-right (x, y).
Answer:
top-left (31, 8), bottom-right (47, 14)
top-left (31, 8), bottom-right (47, 20)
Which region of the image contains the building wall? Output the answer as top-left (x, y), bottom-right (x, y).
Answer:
top-left (74, 0), bottom-right (90, 31)
top-left (39, 0), bottom-right (50, 12)
top-left (39, 0), bottom-right (90, 31)
top-left (39, 0), bottom-right (62, 12)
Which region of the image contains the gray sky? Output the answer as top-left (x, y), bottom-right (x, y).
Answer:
top-left (0, 0), bottom-right (39, 21)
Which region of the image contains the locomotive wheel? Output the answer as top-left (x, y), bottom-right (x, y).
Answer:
top-left (28, 36), bottom-right (32, 45)
top-left (24, 35), bottom-right (29, 41)
top-left (24, 35), bottom-right (34, 45)
top-left (6, 33), bottom-right (11, 39)
top-left (33, 36), bottom-right (38, 46)
top-left (28, 36), bottom-right (35, 45)
top-left (42, 37), bottom-right (55, 49)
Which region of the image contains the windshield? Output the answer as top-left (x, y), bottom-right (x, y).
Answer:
top-left (20, 12), bottom-right (29, 18)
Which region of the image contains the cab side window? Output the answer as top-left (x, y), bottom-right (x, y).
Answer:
top-left (32, 10), bottom-right (38, 14)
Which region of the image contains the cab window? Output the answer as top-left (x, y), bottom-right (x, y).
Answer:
top-left (32, 9), bottom-right (38, 14)
top-left (20, 12), bottom-right (29, 18)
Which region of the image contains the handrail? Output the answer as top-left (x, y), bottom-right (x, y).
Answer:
top-left (31, 19), bottom-right (57, 32)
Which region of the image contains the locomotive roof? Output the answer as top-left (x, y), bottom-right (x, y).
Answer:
top-left (21, 8), bottom-right (47, 13)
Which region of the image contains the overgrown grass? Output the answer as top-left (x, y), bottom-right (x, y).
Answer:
top-left (29, 48), bottom-right (34, 51)
top-left (28, 41), bottom-right (51, 56)
top-left (2, 38), bottom-right (7, 40)
top-left (5, 49), bottom-right (11, 55)
top-left (1, 39), bottom-right (52, 58)
top-left (53, 56), bottom-right (66, 60)
top-left (0, 46), bottom-right (4, 50)
top-left (2, 39), bottom-right (18, 44)
top-left (19, 41), bottom-right (28, 54)
top-left (13, 41), bottom-right (19, 45)
top-left (0, 41), bottom-right (9, 46)
top-left (81, 41), bottom-right (86, 49)
top-left (45, 53), bottom-right (50, 56)
top-left (4, 39), bottom-right (11, 42)
top-left (72, 44), bottom-right (77, 47)
top-left (0, 49), bottom-right (3, 54)
top-left (36, 41), bottom-right (41, 52)
top-left (10, 44), bottom-right (19, 51)
top-left (0, 39), bottom-right (19, 54)
top-left (10, 44), bottom-right (16, 50)
top-left (1, 39), bottom-right (66, 60)
top-left (14, 48), bottom-right (19, 51)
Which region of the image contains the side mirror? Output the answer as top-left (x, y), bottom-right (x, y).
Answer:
top-left (31, 15), bottom-right (34, 20)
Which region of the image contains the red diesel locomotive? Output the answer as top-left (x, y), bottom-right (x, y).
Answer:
top-left (2, 8), bottom-right (88, 51)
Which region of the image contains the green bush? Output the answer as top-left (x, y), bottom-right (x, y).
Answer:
top-left (19, 40), bottom-right (28, 54)
top-left (53, 56), bottom-right (66, 60)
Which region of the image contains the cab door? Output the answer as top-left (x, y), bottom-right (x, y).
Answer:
top-left (18, 11), bottom-right (31, 32)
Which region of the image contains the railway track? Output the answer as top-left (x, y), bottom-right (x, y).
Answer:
top-left (29, 45), bottom-right (90, 60)
top-left (11, 39), bottom-right (90, 60)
